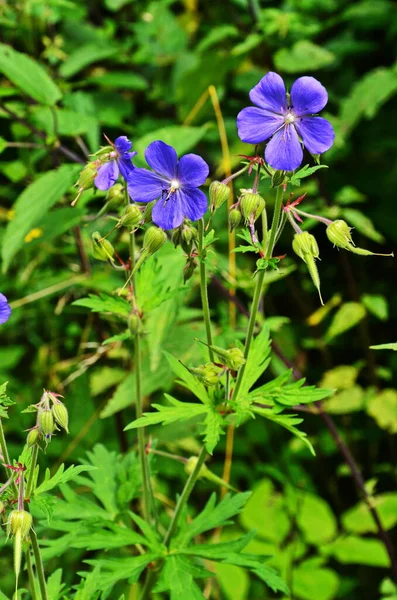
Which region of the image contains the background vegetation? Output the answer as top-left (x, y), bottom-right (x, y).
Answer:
top-left (0, 1), bottom-right (397, 599)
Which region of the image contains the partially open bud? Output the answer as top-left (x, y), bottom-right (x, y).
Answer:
top-left (91, 231), bottom-right (115, 262)
top-left (26, 427), bottom-right (40, 447)
top-left (326, 220), bottom-right (393, 257)
top-left (52, 402), bottom-right (69, 434)
top-left (209, 181), bottom-right (230, 211)
top-left (240, 192), bottom-right (265, 222)
top-left (143, 226), bottom-right (167, 255)
top-left (106, 183), bottom-right (124, 207)
top-left (8, 510), bottom-right (32, 538)
top-left (209, 346), bottom-right (246, 370)
top-left (118, 204), bottom-right (142, 230)
top-left (189, 363), bottom-right (223, 386)
top-left (38, 408), bottom-right (54, 436)
top-left (229, 208), bottom-right (242, 231)
top-left (292, 232), bottom-right (323, 305)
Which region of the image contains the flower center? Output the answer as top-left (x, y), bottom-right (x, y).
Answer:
top-left (169, 179), bottom-right (181, 192)
top-left (284, 111), bottom-right (296, 125)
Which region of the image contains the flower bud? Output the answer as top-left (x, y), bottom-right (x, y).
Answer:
top-left (52, 402), bottom-right (69, 433)
top-left (38, 408), bottom-right (54, 436)
top-left (143, 201), bottom-right (154, 224)
top-left (326, 220), bottom-right (393, 257)
top-left (119, 204), bottom-right (142, 229)
top-left (91, 231), bottom-right (115, 262)
top-left (292, 232), bottom-right (323, 305)
top-left (26, 427), bottom-right (40, 447)
top-left (143, 226), bottom-right (167, 255)
top-left (183, 258), bottom-right (197, 283)
top-left (76, 162), bottom-right (97, 191)
top-left (181, 224), bottom-right (197, 246)
top-left (8, 510), bottom-right (32, 538)
top-left (128, 312), bottom-right (141, 337)
top-left (209, 346), bottom-right (246, 371)
top-left (209, 181), bottom-right (230, 211)
top-left (184, 456), bottom-right (210, 478)
top-left (229, 208), bottom-right (242, 231)
top-left (106, 183), bottom-right (124, 207)
top-left (271, 170), bottom-right (285, 187)
top-left (240, 192), bottom-right (265, 222)
top-left (189, 363), bottom-right (223, 386)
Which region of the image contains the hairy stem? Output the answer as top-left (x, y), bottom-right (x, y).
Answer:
top-left (198, 219), bottom-right (214, 361)
top-left (30, 529), bottom-right (48, 600)
top-left (26, 444), bottom-right (39, 499)
top-left (26, 550), bottom-right (39, 600)
top-left (0, 418), bottom-right (17, 495)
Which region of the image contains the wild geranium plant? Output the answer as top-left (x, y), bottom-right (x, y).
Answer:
top-left (0, 69), bottom-right (394, 599)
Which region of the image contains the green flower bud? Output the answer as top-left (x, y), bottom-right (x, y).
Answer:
top-left (119, 204), bottom-right (142, 229)
top-left (209, 181), bottom-right (230, 210)
top-left (26, 427), bottom-right (40, 447)
top-left (38, 408), bottom-right (54, 436)
top-left (183, 258), bottom-right (197, 283)
top-left (326, 220), bottom-right (393, 257)
top-left (181, 224), bottom-right (197, 246)
top-left (8, 510), bottom-right (32, 538)
top-left (91, 231), bottom-right (115, 262)
top-left (106, 183), bottom-right (124, 207)
top-left (52, 402), bottom-right (69, 434)
top-left (209, 346), bottom-right (246, 370)
top-left (128, 312), bottom-right (141, 337)
top-left (229, 208), bottom-right (242, 231)
top-left (76, 162), bottom-right (97, 191)
top-left (240, 192), bottom-right (266, 222)
top-left (271, 170), bottom-right (285, 188)
top-left (143, 201), bottom-right (155, 224)
top-left (189, 363), bottom-right (223, 386)
top-left (184, 456), bottom-right (210, 478)
top-left (292, 232), bottom-right (323, 305)
top-left (143, 226), bottom-right (167, 255)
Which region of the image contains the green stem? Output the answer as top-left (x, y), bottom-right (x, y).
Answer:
top-left (231, 185), bottom-right (284, 402)
top-left (198, 219), bottom-right (214, 361)
top-left (26, 444), bottom-right (39, 499)
top-left (0, 418), bottom-right (17, 494)
top-left (26, 550), bottom-right (39, 600)
top-left (30, 529), bottom-right (48, 600)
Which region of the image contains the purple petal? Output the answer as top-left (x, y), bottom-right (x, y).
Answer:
top-left (145, 141), bottom-right (178, 179)
top-left (177, 154), bottom-right (209, 187)
top-left (118, 156), bottom-right (134, 181)
top-left (115, 136), bottom-right (132, 153)
top-left (295, 117), bottom-right (335, 155)
top-left (249, 72), bottom-right (287, 114)
top-left (152, 196), bottom-right (184, 230)
top-left (127, 167), bottom-right (164, 203)
top-left (265, 125), bottom-right (303, 171)
top-left (0, 293), bottom-right (11, 325)
top-left (290, 77), bottom-right (328, 116)
top-left (94, 161), bottom-right (119, 190)
top-left (237, 107), bottom-right (284, 144)
top-left (178, 187), bottom-right (208, 222)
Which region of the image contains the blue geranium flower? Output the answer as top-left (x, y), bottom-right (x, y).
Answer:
top-left (237, 72), bottom-right (335, 171)
top-left (127, 141), bottom-right (209, 230)
top-left (0, 293), bottom-right (11, 324)
top-left (94, 136), bottom-right (137, 191)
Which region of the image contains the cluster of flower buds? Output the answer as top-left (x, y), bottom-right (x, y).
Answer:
top-left (189, 363), bottom-right (224, 386)
top-left (209, 181), bottom-right (231, 212)
top-left (190, 344), bottom-right (246, 387)
top-left (209, 345), bottom-right (246, 371)
top-left (228, 189), bottom-right (266, 231)
top-left (26, 391), bottom-right (69, 447)
top-left (172, 221), bottom-right (198, 254)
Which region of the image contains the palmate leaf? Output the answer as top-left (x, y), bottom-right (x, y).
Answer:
top-left (71, 523), bottom-right (147, 551)
top-left (154, 556), bottom-right (209, 600)
top-left (124, 395), bottom-right (208, 431)
top-left (84, 554), bottom-right (159, 591)
top-left (164, 351), bottom-right (210, 405)
top-left (289, 164), bottom-right (328, 186)
top-left (203, 409), bottom-right (224, 455)
top-left (249, 370), bottom-right (334, 409)
top-left (73, 294), bottom-right (130, 317)
top-left (237, 325), bottom-right (272, 400)
top-left (252, 407), bottom-right (315, 456)
top-left (35, 464), bottom-right (97, 496)
top-left (180, 531), bottom-right (256, 560)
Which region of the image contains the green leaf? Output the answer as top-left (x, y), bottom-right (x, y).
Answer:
top-left (361, 294), bottom-right (388, 320)
top-left (367, 389), bottom-right (397, 433)
top-left (342, 493), bottom-right (397, 534)
top-left (180, 532), bottom-right (256, 560)
top-left (71, 524), bottom-right (147, 551)
top-left (154, 556), bottom-right (208, 600)
top-left (370, 342), bottom-right (397, 351)
top-left (59, 44), bottom-right (119, 78)
top-left (85, 554), bottom-right (159, 590)
top-left (0, 381), bottom-right (14, 418)
top-left (274, 41), bottom-right (335, 73)
top-left (35, 464), bottom-right (97, 496)
top-left (0, 43), bottom-right (62, 105)
top-left (323, 385), bottom-right (365, 414)
top-left (46, 569), bottom-right (65, 600)
top-left (134, 126), bottom-right (208, 168)
top-left (74, 566), bottom-right (101, 600)
top-left (214, 563), bottom-right (249, 600)
top-left (2, 164), bottom-right (79, 272)
top-left (289, 164), bottom-right (328, 187)
top-left (203, 409), bottom-right (224, 454)
top-left (341, 207), bottom-right (385, 243)
top-left (293, 561), bottom-right (340, 600)
top-left (129, 511), bottom-right (164, 552)
top-left (124, 395), bottom-right (208, 430)
top-left (252, 408), bottom-right (315, 455)
top-left (73, 294), bottom-right (131, 317)
top-left (81, 445), bottom-right (119, 516)
top-left (249, 372), bottom-right (334, 409)
top-left (237, 325), bottom-right (271, 400)
top-left (240, 478), bottom-right (289, 543)
top-left (86, 71), bottom-right (148, 90)
top-left (322, 535), bottom-right (390, 567)
top-left (296, 493), bottom-right (337, 545)
top-left (164, 352), bottom-right (210, 405)
top-left (325, 302), bottom-right (366, 342)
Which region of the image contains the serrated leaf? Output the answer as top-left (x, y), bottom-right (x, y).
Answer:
top-left (85, 554), bottom-right (159, 590)
top-left (35, 464), bottom-right (97, 496)
top-left (73, 294), bottom-right (131, 317)
top-left (0, 43), bottom-right (62, 105)
top-left (180, 531), bottom-right (256, 560)
top-left (252, 408), bottom-right (315, 455)
top-left (74, 566), bottom-right (101, 600)
top-left (237, 326), bottom-right (271, 400)
top-left (2, 165), bottom-right (79, 272)
top-left (46, 569), bottom-right (65, 600)
top-left (80, 445), bottom-right (119, 516)
top-left (71, 523), bottom-right (147, 551)
top-left (0, 381), bottom-right (14, 418)
top-left (164, 352), bottom-right (210, 404)
top-left (124, 395), bottom-right (208, 431)
top-left (154, 555), bottom-right (208, 600)
top-left (203, 409), bottom-right (224, 454)
top-left (290, 164), bottom-right (328, 186)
